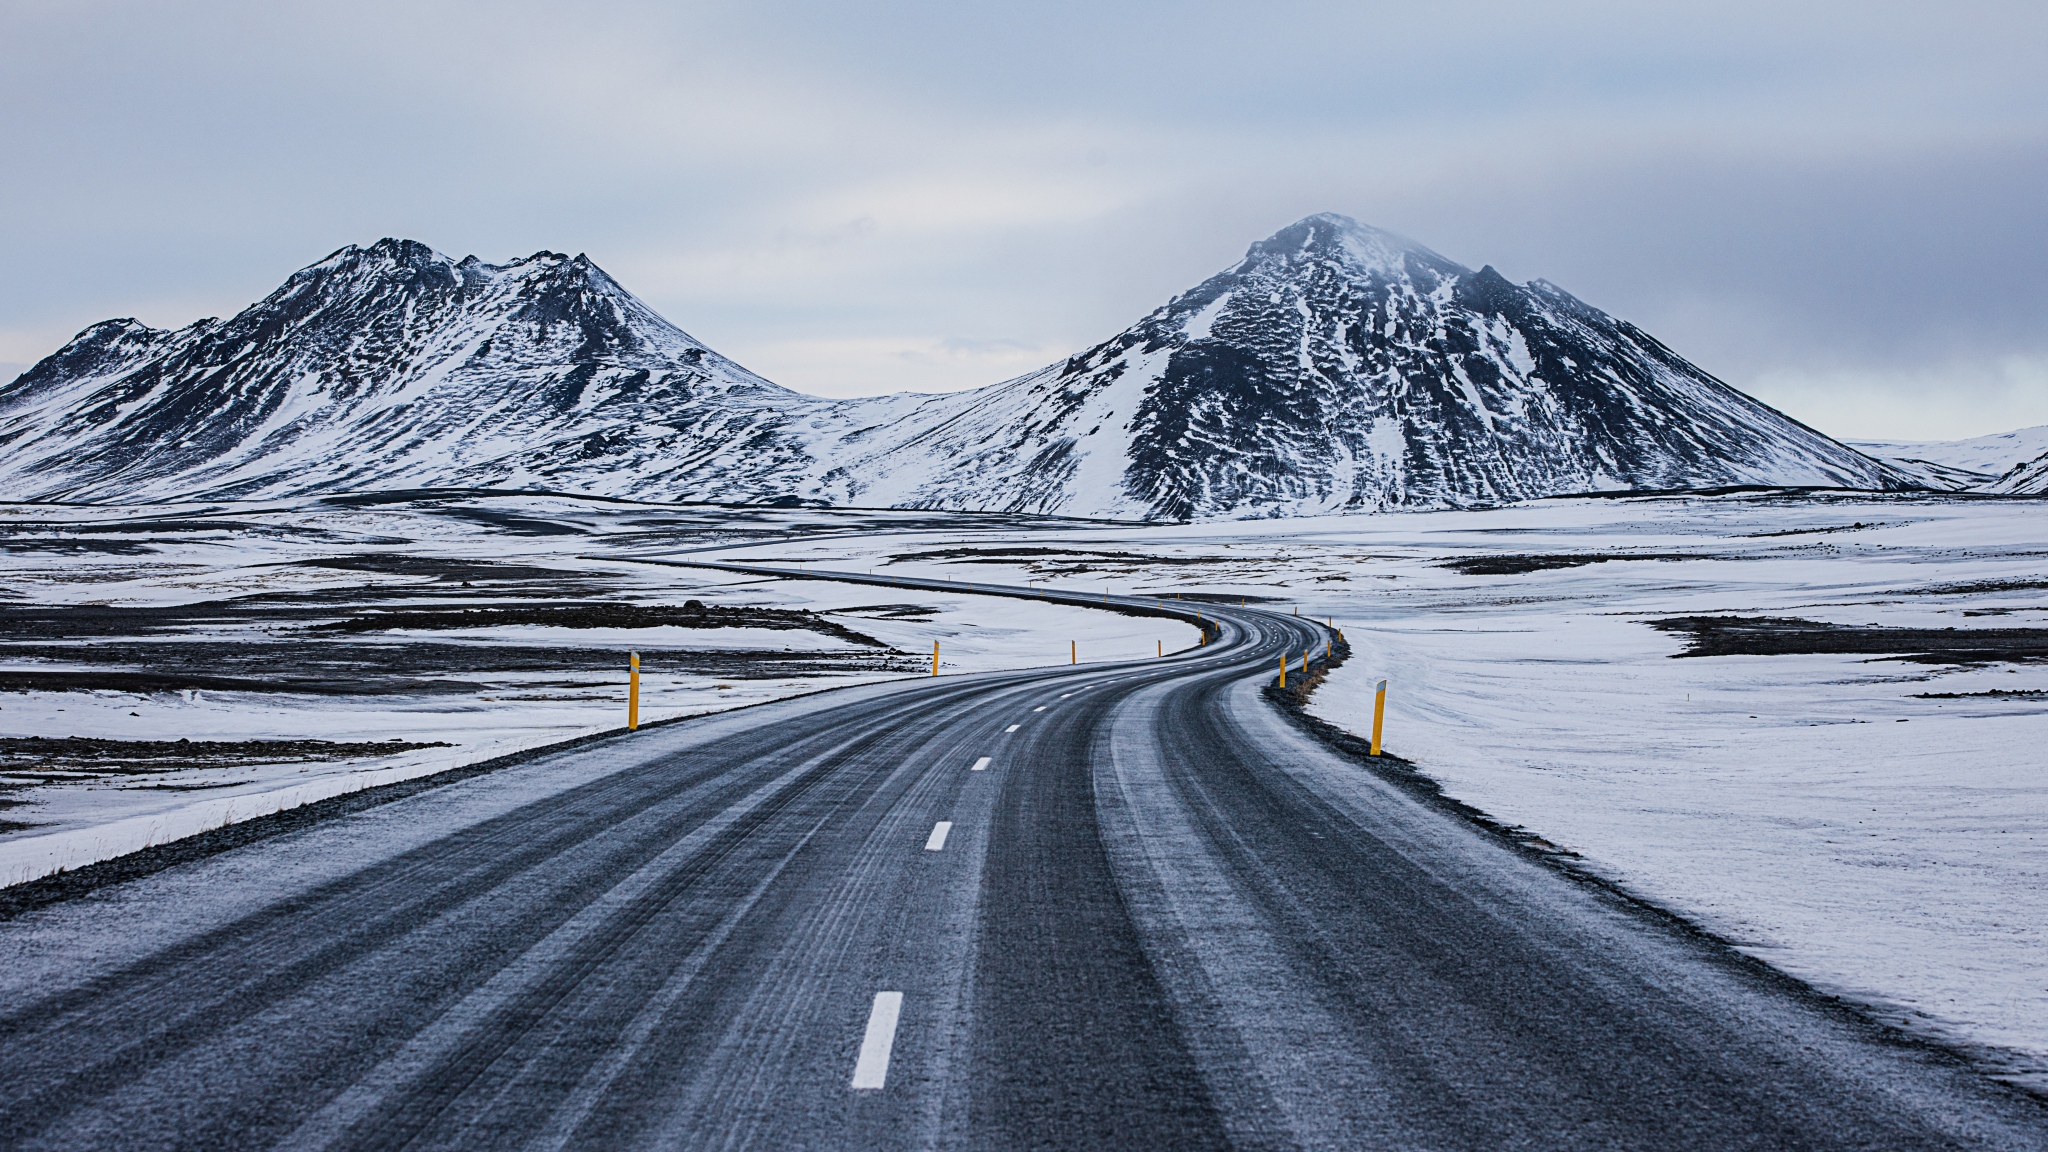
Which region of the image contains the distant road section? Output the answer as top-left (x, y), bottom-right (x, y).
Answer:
top-left (0, 566), bottom-right (2040, 1150)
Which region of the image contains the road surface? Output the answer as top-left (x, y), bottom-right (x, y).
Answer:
top-left (0, 565), bottom-right (2040, 1150)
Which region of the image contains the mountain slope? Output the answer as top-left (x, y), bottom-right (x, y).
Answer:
top-left (1986, 449), bottom-right (2048, 495)
top-left (0, 218), bottom-right (1923, 517)
top-left (807, 215), bottom-right (1919, 517)
top-left (1844, 455), bottom-right (1996, 491)
top-left (0, 240), bottom-right (826, 502)
top-left (1850, 426), bottom-right (2048, 492)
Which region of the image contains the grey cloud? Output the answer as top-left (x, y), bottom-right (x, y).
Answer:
top-left (3, 0), bottom-right (2043, 436)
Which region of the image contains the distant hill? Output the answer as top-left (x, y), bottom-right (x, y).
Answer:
top-left (1849, 426), bottom-right (2048, 494)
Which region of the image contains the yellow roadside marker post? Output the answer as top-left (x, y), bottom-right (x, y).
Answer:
top-left (1371, 679), bottom-right (1389, 755)
top-left (628, 651), bottom-right (640, 730)
top-left (1071, 640), bottom-right (1077, 664)
top-left (932, 641), bottom-right (939, 676)
top-left (1279, 654), bottom-right (1286, 688)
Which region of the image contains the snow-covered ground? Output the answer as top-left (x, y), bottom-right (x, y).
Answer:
top-left (0, 495), bottom-right (1195, 885)
top-left (5, 488), bottom-right (2045, 1086)
top-left (1288, 503), bottom-right (2048, 1086)
top-left (710, 492), bottom-right (2048, 1085)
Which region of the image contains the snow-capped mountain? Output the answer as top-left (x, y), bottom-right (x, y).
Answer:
top-left (0, 240), bottom-right (832, 502)
top-left (1850, 426), bottom-right (2048, 494)
top-left (814, 215), bottom-right (1919, 517)
top-left (0, 217), bottom-right (1924, 518)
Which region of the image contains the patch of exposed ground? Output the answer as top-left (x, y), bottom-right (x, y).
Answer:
top-left (0, 669), bottom-right (375, 695)
top-left (0, 736), bottom-right (453, 778)
top-left (0, 643), bottom-right (915, 694)
top-left (0, 736), bottom-right (463, 824)
top-left (285, 555), bottom-right (587, 582)
top-left (1743, 522), bottom-right (1885, 538)
top-left (1909, 689), bottom-right (2048, 699)
top-left (888, 546), bottom-right (1230, 566)
top-left (1650, 616), bottom-right (2048, 663)
top-left (1438, 553), bottom-right (1711, 576)
top-left (308, 602), bottom-right (887, 647)
top-left (0, 553), bottom-right (919, 695)
top-left (1900, 578), bottom-right (2048, 596)
top-left (0, 539), bottom-right (157, 555)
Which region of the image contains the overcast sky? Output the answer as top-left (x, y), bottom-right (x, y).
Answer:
top-left (3, 0), bottom-right (2043, 441)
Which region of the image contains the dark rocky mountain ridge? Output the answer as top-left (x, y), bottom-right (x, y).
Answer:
top-left (0, 216), bottom-right (1924, 518)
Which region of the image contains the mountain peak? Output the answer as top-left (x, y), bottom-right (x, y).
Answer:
top-left (365, 237), bottom-right (444, 264)
top-left (308, 238), bottom-right (451, 272)
top-left (283, 240), bottom-right (462, 303)
top-left (1242, 213), bottom-right (1467, 283)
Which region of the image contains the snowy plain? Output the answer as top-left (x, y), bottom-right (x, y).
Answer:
top-left (2, 488), bottom-right (2043, 1090)
top-left (0, 495), bottom-right (1196, 885)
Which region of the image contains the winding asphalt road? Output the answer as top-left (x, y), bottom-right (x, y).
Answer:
top-left (0, 564), bottom-right (2041, 1150)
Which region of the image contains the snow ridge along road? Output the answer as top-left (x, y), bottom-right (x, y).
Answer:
top-left (0, 564), bottom-right (2039, 1150)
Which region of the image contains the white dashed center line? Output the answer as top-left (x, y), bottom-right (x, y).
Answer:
top-left (1005, 724), bottom-right (1019, 733)
top-left (971, 757), bottom-right (991, 771)
top-left (925, 822), bottom-right (953, 851)
top-left (851, 992), bottom-right (903, 1090)
top-left (1033, 706), bottom-right (1046, 712)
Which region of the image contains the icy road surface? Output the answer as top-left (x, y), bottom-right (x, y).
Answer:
top-left (704, 491), bottom-right (2048, 1088)
top-left (0, 576), bottom-right (2041, 1150)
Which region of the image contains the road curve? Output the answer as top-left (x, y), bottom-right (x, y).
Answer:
top-left (0, 564), bottom-right (2040, 1151)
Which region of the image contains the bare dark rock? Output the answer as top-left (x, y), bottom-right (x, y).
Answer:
top-left (1650, 615), bottom-right (2048, 663)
